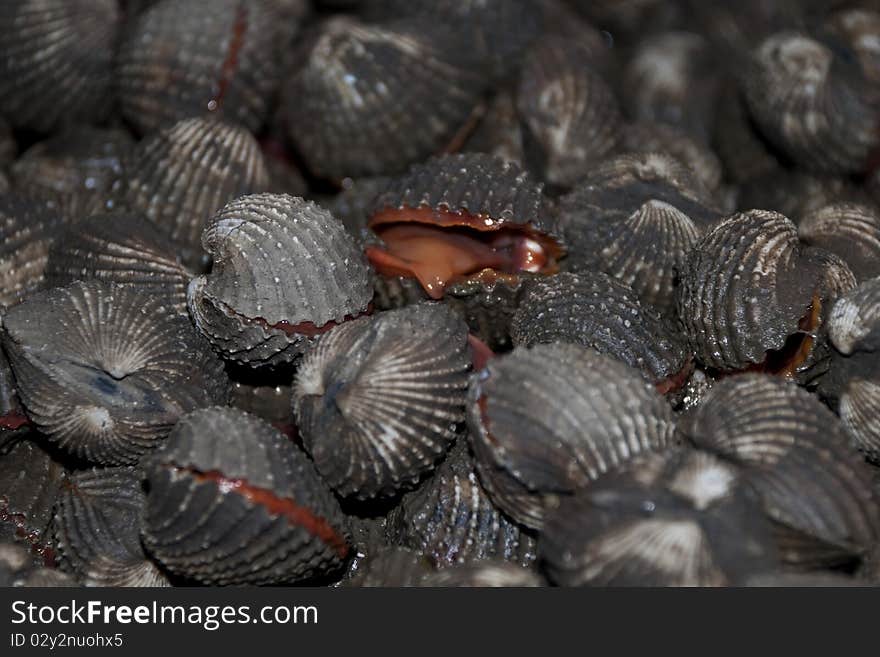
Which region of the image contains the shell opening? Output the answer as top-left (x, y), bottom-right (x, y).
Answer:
top-left (746, 294), bottom-right (822, 377)
top-left (366, 207), bottom-right (562, 299)
top-left (163, 464), bottom-right (350, 559)
top-left (216, 297), bottom-right (373, 338)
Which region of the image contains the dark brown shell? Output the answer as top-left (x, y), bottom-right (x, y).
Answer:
top-left (517, 37), bottom-right (623, 188)
top-left (676, 209), bottom-right (857, 376)
top-left (557, 152), bottom-right (722, 310)
top-left (117, 0), bottom-right (291, 135)
top-left (363, 0), bottom-right (542, 80)
top-left (540, 449), bottom-right (779, 586)
top-left (1, 281), bottom-right (229, 465)
top-left (682, 374), bottom-right (880, 566)
top-left (117, 117), bottom-right (271, 267)
top-left (0, 194), bottom-right (66, 307)
top-left (799, 203), bottom-right (880, 282)
top-left (294, 303), bottom-right (470, 499)
top-left (0, 0), bottom-right (119, 132)
top-left (54, 467), bottom-right (169, 587)
top-left (10, 127), bottom-right (133, 223)
top-left (623, 32), bottom-right (720, 144)
top-left (188, 193), bottom-right (374, 366)
top-left (142, 406), bottom-right (351, 585)
top-left (744, 31), bottom-right (880, 175)
top-left (510, 271), bottom-right (692, 394)
top-left (467, 343), bottom-right (677, 530)
top-left (0, 437), bottom-right (67, 565)
top-left (825, 277), bottom-right (880, 462)
top-left (280, 17), bottom-right (489, 180)
top-left (46, 213), bottom-right (193, 314)
top-left (385, 459), bottom-right (537, 568)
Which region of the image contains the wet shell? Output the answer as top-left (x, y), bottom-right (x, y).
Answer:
top-left (0, 194), bottom-right (66, 307)
top-left (540, 449), bottom-right (778, 586)
top-left (0, 542), bottom-right (75, 587)
top-left (799, 203), bottom-right (880, 282)
top-left (623, 32), bottom-right (719, 144)
top-left (280, 17), bottom-right (489, 180)
top-left (10, 127), bottom-right (133, 223)
top-left (510, 272), bottom-right (692, 395)
top-left (385, 459), bottom-right (537, 568)
top-left (363, 0), bottom-right (542, 79)
top-left (0, 437), bottom-right (67, 564)
top-left (142, 407), bottom-right (351, 585)
top-left (117, 0), bottom-right (290, 135)
top-left (0, 0), bottom-right (119, 132)
top-left (46, 213), bottom-right (193, 314)
top-left (117, 117), bottom-right (271, 268)
top-left (54, 467), bottom-right (170, 587)
top-left (682, 374), bottom-right (880, 566)
top-left (467, 343), bottom-right (677, 530)
top-left (516, 37), bottom-right (623, 188)
top-left (1, 281), bottom-right (229, 465)
top-left (188, 193), bottom-right (373, 366)
top-left (676, 209), bottom-right (857, 376)
top-left (557, 152), bottom-right (722, 310)
top-left (294, 303), bottom-right (470, 499)
top-left (825, 277), bottom-right (880, 462)
top-left (421, 561), bottom-right (543, 587)
top-left (744, 31), bottom-right (880, 175)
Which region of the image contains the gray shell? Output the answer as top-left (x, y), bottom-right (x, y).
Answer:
top-left (0, 194), bottom-right (66, 307)
top-left (420, 562), bottom-right (543, 587)
top-left (466, 343), bottom-right (677, 530)
top-left (744, 32), bottom-right (880, 175)
top-left (676, 209), bottom-right (857, 375)
top-left (0, 117), bottom-right (15, 169)
top-left (281, 17), bottom-right (489, 180)
top-left (799, 203), bottom-right (880, 282)
top-left (0, 0), bottom-right (119, 132)
top-left (540, 449), bottom-right (779, 586)
top-left (142, 407), bottom-right (351, 585)
top-left (188, 193), bottom-right (373, 366)
top-left (682, 374), bottom-right (880, 566)
top-left (1, 281), bottom-right (229, 465)
top-left (0, 542), bottom-right (76, 587)
top-left (46, 214), bottom-right (193, 314)
top-left (557, 152), bottom-right (722, 310)
top-left (385, 458), bottom-right (537, 568)
top-left (516, 37), bottom-right (623, 188)
top-left (54, 467), bottom-right (170, 587)
top-left (826, 277), bottom-right (880, 462)
top-left (294, 303), bottom-right (470, 499)
top-left (118, 117), bottom-right (271, 266)
top-left (117, 0), bottom-right (291, 135)
top-left (511, 271), bottom-right (692, 393)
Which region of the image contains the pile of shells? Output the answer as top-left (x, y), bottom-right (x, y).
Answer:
top-left (1, 0), bottom-right (879, 588)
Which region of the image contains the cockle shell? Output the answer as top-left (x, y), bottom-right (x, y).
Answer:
top-left (187, 193), bottom-right (373, 366)
top-left (142, 407), bottom-right (351, 585)
top-left (1, 281), bottom-right (229, 465)
top-left (294, 303), bottom-right (470, 499)
top-left (467, 343), bottom-right (677, 530)
top-left (0, 542), bottom-right (75, 587)
top-left (799, 203), bottom-right (880, 282)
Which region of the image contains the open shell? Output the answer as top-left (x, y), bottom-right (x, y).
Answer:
top-left (142, 407), bottom-right (351, 585)
top-left (294, 303), bottom-right (470, 499)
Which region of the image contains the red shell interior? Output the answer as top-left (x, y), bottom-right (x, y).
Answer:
top-left (366, 207), bottom-right (563, 299)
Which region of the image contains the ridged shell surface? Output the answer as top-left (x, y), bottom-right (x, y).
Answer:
top-left (188, 193), bottom-right (373, 366)
top-left (0, 0), bottom-right (119, 132)
top-left (682, 374), bottom-right (880, 565)
top-left (1, 281), bottom-right (229, 465)
top-left (0, 542), bottom-right (75, 587)
top-left (294, 303), bottom-right (470, 499)
top-left (511, 272), bottom-right (692, 392)
top-left (55, 467), bottom-right (170, 587)
top-left (117, 0), bottom-right (287, 135)
top-left (540, 449), bottom-right (778, 586)
top-left (799, 203), bottom-right (880, 282)
top-left (142, 407), bottom-right (351, 585)
top-left (281, 17), bottom-right (489, 180)
top-left (517, 37), bottom-right (623, 188)
top-left (46, 214), bottom-right (192, 314)
top-left (467, 343), bottom-right (677, 530)
top-left (118, 117), bottom-right (271, 264)
top-left (421, 561), bottom-right (543, 587)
